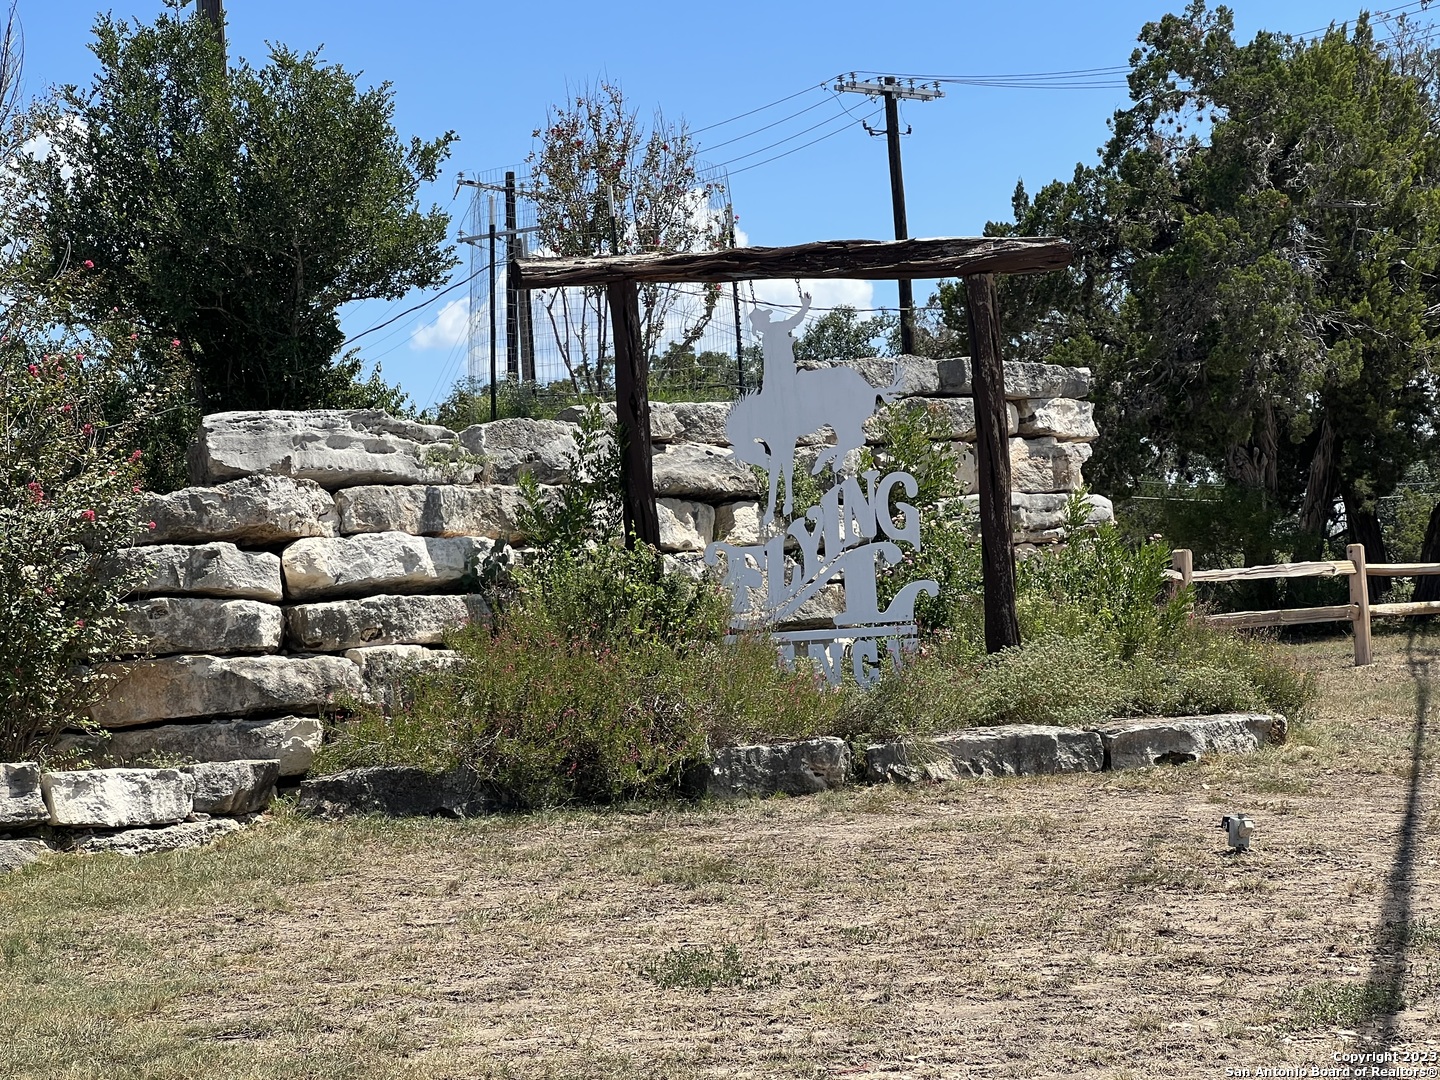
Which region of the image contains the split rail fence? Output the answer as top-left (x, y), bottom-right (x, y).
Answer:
top-left (1169, 545), bottom-right (1440, 667)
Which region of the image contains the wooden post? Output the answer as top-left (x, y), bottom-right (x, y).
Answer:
top-left (606, 280), bottom-right (660, 548)
top-left (964, 272), bottom-right (1020, 652)
top-left (1350, 542), bottom-right (1372, 665)
top-left (1172, 548), bottom-right (1194, 601)
top-left (1348, 542), bottom-right (1373, 666)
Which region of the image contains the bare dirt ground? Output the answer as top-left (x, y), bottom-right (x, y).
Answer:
top-left (3, 632), bottom-right (1438, 1079)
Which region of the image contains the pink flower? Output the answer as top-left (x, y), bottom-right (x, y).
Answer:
top-left (81, 422), bottom-right (93, 435)
top-left (26, 364), bottom-right (38, 376)
top-left (75, 618), bottom-right (85, 628)
top-left (26, 481), bottom-right (43, 503)
top-left (80, 509), bottom-right (96, 522)
top-left (170, 338), bottom-right (181, 349)
top-left (147, 521), bottom-right (156, 530)
top-left (83, 260), bottom-right (94, 269)
top-left (61, 404), bottom-right (73, 414)
top-left (131, 484), bottom-right (141, 493)
top-left (129, 450), bottom-right (142, 462)
top-left (129, 333), bottom-right (138, 341)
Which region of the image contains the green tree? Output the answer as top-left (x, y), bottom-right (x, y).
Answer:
top-left (792, 304), bottom-right (896, 365)
top-left (23, 1), bottom-right (456, 413)
top-left (968, 3), bottom-right (1440, 572)
top-left (527, 81), bottom-right (726, 394)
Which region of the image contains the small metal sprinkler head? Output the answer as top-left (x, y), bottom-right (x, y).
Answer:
top-left (1219, 813), bottom-right (1255, 853)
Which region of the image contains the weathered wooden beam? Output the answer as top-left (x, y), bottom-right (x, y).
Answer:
top-left (513, 236), bottom-right (1072, 289)
top-left (1202, 604), bottom-right (1357, 630)
top-left (1190, 559), bottom-right (1357, 582)
top-left (605, 281), bottom-right (660, 548)
top-left (964, 272), bottom-right (1021, 654)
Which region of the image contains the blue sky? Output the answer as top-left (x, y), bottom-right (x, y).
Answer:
top-left (17, 0), bottom-right (1436, 412)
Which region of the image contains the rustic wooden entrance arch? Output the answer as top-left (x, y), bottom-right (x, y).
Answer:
top-left (513, 236), bottom-right (1073, 652)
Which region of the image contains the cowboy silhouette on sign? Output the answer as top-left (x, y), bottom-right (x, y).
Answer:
top-left (726, 292), bottom-right (904, 523)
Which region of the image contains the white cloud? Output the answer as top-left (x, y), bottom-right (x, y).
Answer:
top-left (747, 277), bottom-right (876, 326)
top-left (410, 297), bottom-right (471, 350)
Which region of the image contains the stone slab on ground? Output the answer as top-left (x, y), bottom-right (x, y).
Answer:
top-left (866, 397), bottom-right (1019, 444)
top-left (798, 356), bottom-right (942, 396)
top-left (73, 717), bottom-right (324, 777)
top-left (1008, 436), bottom-right (1092, 494)
top-left (297, 766), bottom-right (497, 819)
top-left (189, 410), bottom-right (476, 489)
top-left (0, 838), bottom-right (51, 874)
top-left (0, 762), bottom-right (48, 827)
top-left (334, 483), bottom-right (535, 542)
top-left (138, 475), bottom-right (338, 545)
top-left (70, 818), bottom-right (246, 856)
top-left (706, 738), bottom-right (852, 798)
top-left (286, 593), bottom-right (488, 651)
top-left (42, 768), bottom-right (192, 828)
top-left (457, 418), bottom-right (578, 484)
top-left (120, 597), bottom-right (284, 656)
top-left (92, 654), bottom-right (362, 728)
top-left (110, 543), bottom-right (283, 602)
top-left (1095, 713), bottom-right (1288, 770)
top-left (282, 533), bottom-right (492, 600)
top-left (180, 760), bottom-right (280, 815)
top-left (865, 725), bottom-right (1105, 782)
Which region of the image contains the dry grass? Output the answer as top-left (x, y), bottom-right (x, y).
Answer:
top-left (2, 628), bottom-right (1439, 1079)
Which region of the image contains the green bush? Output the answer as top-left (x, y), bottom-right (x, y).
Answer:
top-left (0, 267), bottom-right (181, 758)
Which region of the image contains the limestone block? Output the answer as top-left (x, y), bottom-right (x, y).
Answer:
top-left (1009, 437), bottom-right (1092, 494)
top-left (78, 717), bottom-right (323, 777)
top-left (865, 725), bottom-right (1105, 782)
top-left (670, 401), bottom-right (732, 445)
top-left (138, 475), bottom-right (338, 546)
top-left (344, 644), bottom-right (462, 711)
top-left (954, 492), bottom-right (1114, 543)
top-left (42, 768), bottom-right (192, 827)
top-left (297, 765), bottom-right (498, 818)
top-left (287, 594), bottom-right (488, 651)
top-left (658, 498), bottom-right (716, 553)
top-left (1096, 713), bottom-right (1288, 770)
top-left (334, 484), bottom-right (535, 542)
top-left (0, 838), bottom-right (50, 873)
top-left (714, 501), bottom-right (763, 546)
top-left (653, 444), bottom-right (763, 500)
top-left (798, 356), bottom-right (941, 396)
top-left (706, 737), bottom-right (852, 798)
top-left (458, 418), bottom-right (578, 484)
top-left (189, 410), bottom-right (476, 489)
top-left (91, 654), bottom-right (363, 728)
top-left (1016, 397), bottom-right (1098, 441)
top-left (555, 401), bottom-right (682, 442)
top-left (0, 762), bottom-right (48, 827)
top-left (72, 818), bottom-right (245, 856)
top-left (111, 543), bottom-right (283, 602)
top-left (180, 760), bottom-right (280, 815)
top-left (120, 597), bottom-right (283, 656)
top-left (865, 398), bottom-right (1019, 444)
top-left (281, 533), bottom-right (492, 600)
top-left (936, 359), bottom-right (1093, 401)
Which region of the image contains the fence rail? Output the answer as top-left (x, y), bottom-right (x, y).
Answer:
top-left (1167, 544), bottom-right (1440, 667)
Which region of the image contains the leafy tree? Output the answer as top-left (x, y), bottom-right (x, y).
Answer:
top-left (968, 2), bottom-right (1440, 575)
top-left (527, 81), bottom-right (726, 394)
top-left (23, 1), bottom-right (456, 413)
top-left (792, 304), bottom-right (896, 365)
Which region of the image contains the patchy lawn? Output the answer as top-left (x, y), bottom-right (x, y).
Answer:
top-left (2, 630), bottom-right (1438, 1079)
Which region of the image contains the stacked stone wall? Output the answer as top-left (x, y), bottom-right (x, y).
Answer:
top-left (83, 355), bottom-right (1107, 774)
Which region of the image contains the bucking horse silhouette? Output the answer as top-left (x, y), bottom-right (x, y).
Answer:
top-left (726, 293), bottom-right (905, 524)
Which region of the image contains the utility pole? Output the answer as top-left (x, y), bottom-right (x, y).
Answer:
top-left (197, 0), bottom-right (224, 55)
top-left (835, 74), bottom-right (943, 355)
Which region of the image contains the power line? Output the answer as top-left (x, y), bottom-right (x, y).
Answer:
top-left (712, 103), bottom-right (870, 169)
top-left (725, 106), bottom-right (883, 177)
top-left (696, 94), bottom-right (835, 154)
top-left (688, 82), bottom-right (828, 136)
top-left (341, 261), bottom-right (491, 349)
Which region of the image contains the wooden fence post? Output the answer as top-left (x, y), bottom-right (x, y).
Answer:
top-left (1172, 549), bottom-right (1193, 601)
top-left (1347, 542), bottom-right (1373, 667)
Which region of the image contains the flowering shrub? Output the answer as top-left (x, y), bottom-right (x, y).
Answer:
top-left (0, 269), bottom-right (180, 758)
